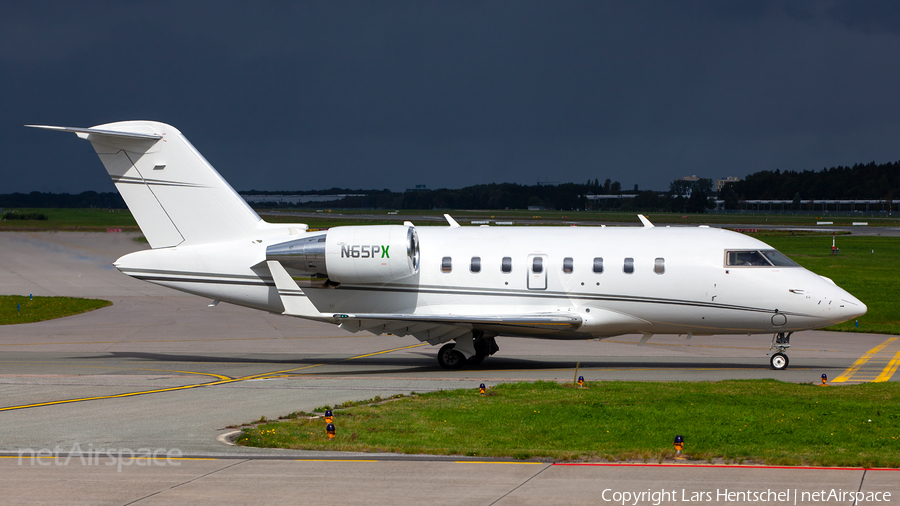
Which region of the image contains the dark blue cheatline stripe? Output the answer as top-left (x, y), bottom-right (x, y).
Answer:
top-left (119, 268), bottom-right (810, 318)
top-left (132, 275), bottom-right (274, 287)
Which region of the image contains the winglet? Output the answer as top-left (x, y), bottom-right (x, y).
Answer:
top-left (638, 214), bottom-right (654, 228)
top-left (266, 260), bottom-right (330, 320)
top-left (444, 214), bottom-right (460, 227)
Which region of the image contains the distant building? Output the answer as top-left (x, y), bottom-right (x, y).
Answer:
top-left (241, 194), bottom-right (365, 204)
top-left (681, 175), bottom-right (700, 182)
top-left (406, 184), bottom-right (428, 191)
top-left (715, 176), bottom-right (741, 193)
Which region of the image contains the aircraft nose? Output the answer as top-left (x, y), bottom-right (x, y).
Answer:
top-left (816, 275), bottom-right (866, 323)
top-left (840, 292), bottom-right (867, 320)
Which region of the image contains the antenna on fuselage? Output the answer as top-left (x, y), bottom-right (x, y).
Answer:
top-left (637, 214), bottom-right (654, 228)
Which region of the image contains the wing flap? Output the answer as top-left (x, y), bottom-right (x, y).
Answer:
top-left (332, 312), bottom-right (583, 330)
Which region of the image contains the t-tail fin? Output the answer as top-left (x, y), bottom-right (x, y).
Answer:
top-left (28, 121), bottom-right (261, 248)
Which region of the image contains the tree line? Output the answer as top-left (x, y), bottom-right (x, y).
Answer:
top-left (4, 158), bottom-right (898, 213)
top-left (720, 160), bottom-right (899, 209)
top-left (0, 191), bottom-right (126, 209)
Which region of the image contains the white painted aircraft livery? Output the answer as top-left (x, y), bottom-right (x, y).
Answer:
top-left (29, 121), bottom-right (867, 370)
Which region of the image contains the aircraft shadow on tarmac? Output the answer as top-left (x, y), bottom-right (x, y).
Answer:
top-left (68, 351), bottom-right (772, 375)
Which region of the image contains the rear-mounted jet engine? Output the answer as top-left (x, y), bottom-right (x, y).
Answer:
top-left (266, 225), bottom-right (420, 284)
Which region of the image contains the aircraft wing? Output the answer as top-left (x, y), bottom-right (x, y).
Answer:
top-left (332, 312), bottom-right (582, 345)
top-left (266, 260), bottom-right (582, 344)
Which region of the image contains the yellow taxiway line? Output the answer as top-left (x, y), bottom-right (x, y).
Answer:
top-left (831, 337), bottom-right (899, 383)
top-left (0, 343), bottom-right (427, 412)
top-left (873, 349), bottom-right (900, 383)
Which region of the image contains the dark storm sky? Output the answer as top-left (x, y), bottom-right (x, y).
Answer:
top-left (4, 1), bottom-right (900, 193)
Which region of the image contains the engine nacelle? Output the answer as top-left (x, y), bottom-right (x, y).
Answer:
top-left (266, 225), bottom-right (420, 284)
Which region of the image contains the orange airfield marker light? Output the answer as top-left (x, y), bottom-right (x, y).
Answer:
top-left (479, 383), bottom-right (486, 395)
top-left (324, 409), bottom-right (334, 424)
top-left (326, 423), bottom-right (336, 439)
top-left (673, 435), bottom-right (685, 459)
top-left (821, 374), bottom-right (828, 386)
top-left (577, 376), bottom-right (584, 388)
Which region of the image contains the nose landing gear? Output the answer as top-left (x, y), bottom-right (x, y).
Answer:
top-left (769, 332), bottom-right (792, 370)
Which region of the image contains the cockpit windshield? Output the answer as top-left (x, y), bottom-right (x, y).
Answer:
top-left (725, 249), bottom-right (799, 267)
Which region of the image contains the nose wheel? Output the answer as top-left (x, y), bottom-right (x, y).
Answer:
top-left (768, 332), bottom-right (792, 370)
top-left (770, 352), bottom-right (789, 370)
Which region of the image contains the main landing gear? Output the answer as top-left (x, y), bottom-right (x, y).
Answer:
top-left (769, 332), bottom-right (792, 370)
top-left (436, 333), bottom-right (498, 370)
top-left (437, 343), bottom-right (466, 369)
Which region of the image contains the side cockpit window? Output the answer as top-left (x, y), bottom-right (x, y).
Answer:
top-left (726, 250), bottom-right (799, 267)
top-left (760, 250), bottom-right (800, 267)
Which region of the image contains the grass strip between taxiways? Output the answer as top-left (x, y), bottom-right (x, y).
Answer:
top-left (0, 295), bottom-right (111, 325)
top-left (236, 380), bottom-right (900, 468)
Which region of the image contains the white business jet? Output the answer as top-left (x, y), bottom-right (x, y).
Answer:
top-left (29, 121), bottom-right (866, 370)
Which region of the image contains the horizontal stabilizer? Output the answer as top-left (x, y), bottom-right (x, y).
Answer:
top-left (25, 125), bottom-right (163, 140)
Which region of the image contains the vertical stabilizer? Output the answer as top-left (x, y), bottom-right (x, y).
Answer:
top-left (28, 121), bottom-right (261, 248)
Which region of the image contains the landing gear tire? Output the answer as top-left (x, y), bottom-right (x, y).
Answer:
top-left (770, 352), bottom-right (789, 370)
top-left (437, 343), bottom-right (466, 370)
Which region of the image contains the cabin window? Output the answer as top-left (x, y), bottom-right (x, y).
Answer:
top-left (725, 250), bottom-right (800, 267)
top-left (441, 256), bottom-right (452, 273)
top-left (532, 257), bottom-right (543, 274)
top-left (593, 257), bottom-right (604, 273)
top-left (654, 257), bottom-right (665, 274)
top-left (470, 256), bottom-right (481, 273)
top-left (501, 257), bottom-right (512, 273)
top-left (623, 257), bottom-right (634, 274)
top-left (563, 257), bottom-right (574, 274)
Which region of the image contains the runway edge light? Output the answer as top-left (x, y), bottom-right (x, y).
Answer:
top-left (577, 376), bottom-right (584, 387)
top-left (324, 409), bottom-right (334, 423)
top-left (479, 383), bottom-right (486, 395)
top-left (821, 374), bottom-right (828, 386)
top-left (326, 423), bottom-right (336, 439)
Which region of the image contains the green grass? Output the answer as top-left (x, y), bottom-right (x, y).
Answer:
top-left (0, 208), bottom-right (138, 231)
top-left (756, 234), bottom-right (899, 335)
top-left (237, 380), bottom-right (900, 467)
top-left (0, 295), bottom-right (112, 324)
